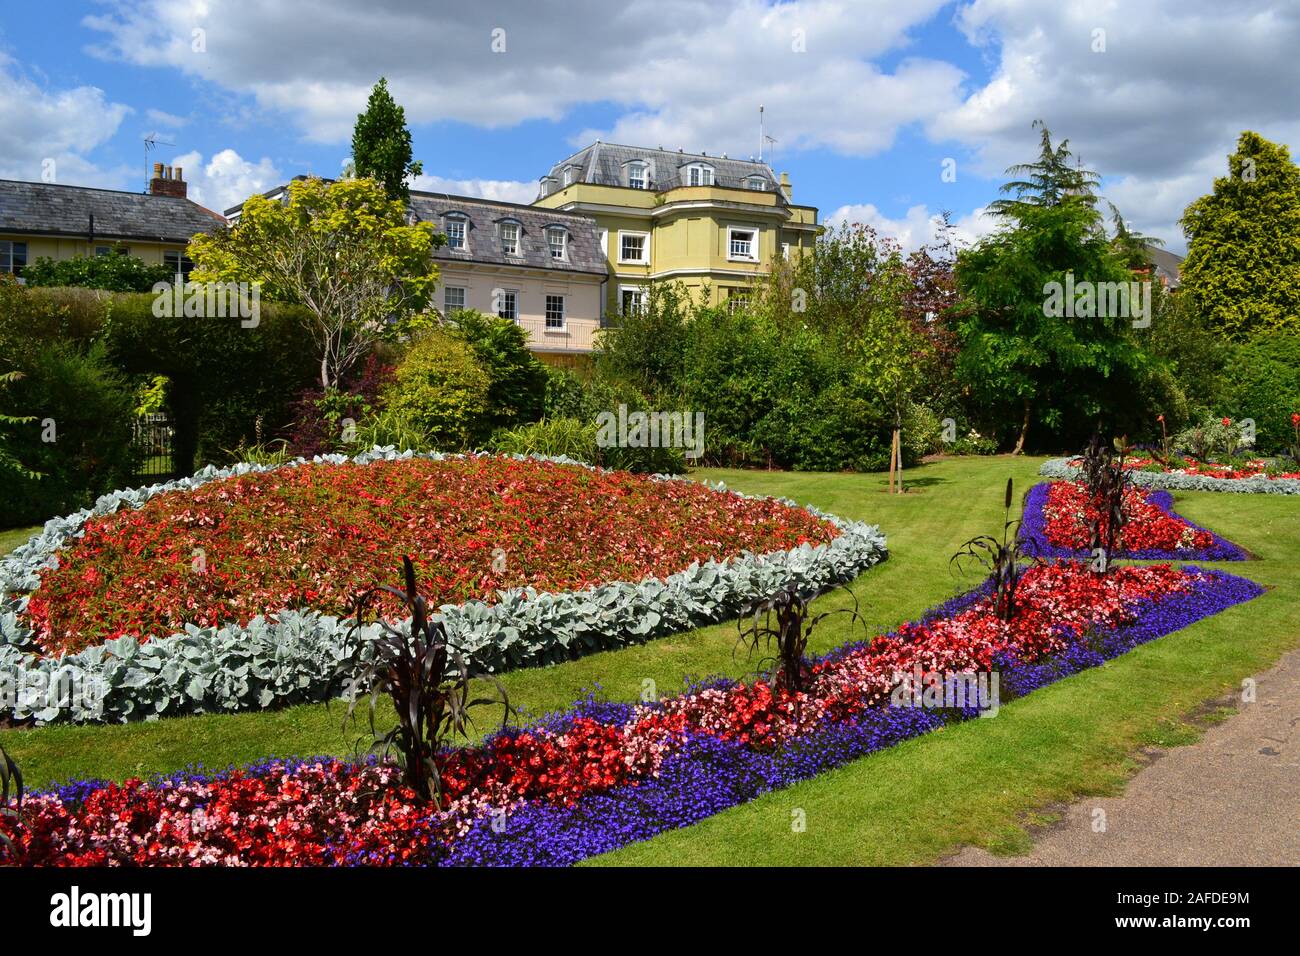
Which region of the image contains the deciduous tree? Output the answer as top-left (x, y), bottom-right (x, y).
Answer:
top-left (188, 176), bottom-right (442, 389)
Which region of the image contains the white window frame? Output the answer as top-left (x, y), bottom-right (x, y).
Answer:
top-left (781, 242), bottom-right (791, 261)
top-left (618, 230), bottom-right (650, 265)
top-left (685, 163), bottom-right (714, 187)
top-left (626, 161), bottom-right (649, 190)
top-left (547, 226), bottom-right (568, 261)
top-left (496, 288), bottom-right (519, 322)
top-left (499, 221), bottom-right (521, 257)
top-left (563, 167), bottom-right (575, 187)
top-left (618, 285), bottom-right (647, 316)
top-left (443, 285), bottom-right (466, 314)
top-left (727, 289), bottom-right (752, 313)
top-left (727, 226), bottom-right (758, 262)
top-left (745, 176), bottom-right (766, 191)
top-left (544, 294), bottom-right (566, 330)
top-left (444, 215), bottom-right (467, 250)
top-left (598, 228), bottom-right (609, 261)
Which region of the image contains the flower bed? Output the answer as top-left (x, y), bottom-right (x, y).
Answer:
top-left (0, 449), bottom-right (887, 725)
top-left (2, 561), bottom-right (1263, 866)
top-left (1020, 481), bottom-right (1246, 561)
top-left (1040, 457), bottom-right (1300, 495)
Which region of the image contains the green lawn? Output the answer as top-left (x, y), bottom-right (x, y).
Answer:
top-left (0, 525), bottom-right (40, 556)
top-left (2, 456), bottom-right (1297, 866)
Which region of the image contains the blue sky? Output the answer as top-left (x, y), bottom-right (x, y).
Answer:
top-left (4, 1), bottom-right (1299, 254)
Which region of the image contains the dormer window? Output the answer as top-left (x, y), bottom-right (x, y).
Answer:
top-left (626, 161), bottom-right (648, 190)
top-left (444, 214), bottom-right (467, 250)
top-left (563, 166), bottom-right (576, 187)
top-left (745, 176), bottom-right (766, 191)
top-left (685, 163), bottom-right (714, 187)
top-left (538, 177), bottom-right (556, 198)
top-left (500, 220), bottom-right (521, 256)
top-left (546, 226), bottom-right (568, 261)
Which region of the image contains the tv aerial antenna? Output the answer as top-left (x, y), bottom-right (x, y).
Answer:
top-left (143, 132), bottom-right (176, 191)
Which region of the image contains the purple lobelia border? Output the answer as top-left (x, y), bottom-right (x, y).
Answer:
top-left (1018, 481), bottom-right (1247, 562)
top-left (440, 565), bottom-right (1264, 866)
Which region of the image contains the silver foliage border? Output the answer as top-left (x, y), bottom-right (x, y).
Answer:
top-left (0, 448), bottom-right (888, 724)
top-left (1039, 457), bottom-right (1300, 495)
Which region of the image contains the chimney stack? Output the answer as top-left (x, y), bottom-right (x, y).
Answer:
top-left (779, 171), bottom-right (792, 201)
top-left (149, 163), bottom-right (188, 199)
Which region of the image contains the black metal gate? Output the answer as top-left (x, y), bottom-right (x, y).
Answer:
top-left (132, 413), bottom-right (175, 482)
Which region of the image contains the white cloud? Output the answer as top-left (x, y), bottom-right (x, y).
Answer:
top-left (169, 148), bottom-right (281, 214)
top-left (83, 0), bottom-right (963, 157)
top-left (0, 55), bottom-right (131, 187)
top-left (824, 202), bottom-right (999, 254)
top-left (145, 108), bottom-right (188, 129)
top-left (410, 174), bottom-right (537, 205)
top-left (929, 0), bottom-right (1300, 246)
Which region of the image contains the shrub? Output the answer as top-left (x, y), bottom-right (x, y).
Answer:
top-left (285, 353), bottom-right (395, 457)
top-left (1219, 333), bottom-right (1300, 456)
top-left (542, 366), bottom-right (596, 420)
top-left (0, 342), bottom-right (138, 525)
top-left (381, 331), bottom-right (491, 450)
top-left (948, 425), bottom-right (999, 456)
top-left (1173, 414), bottom-right (1252, 461)
top-left (21, 250), bottom-right (173, 293)
top-left (901, 401), bottom-right (944, 461)
top-left (446, 310), bottom-right (547, 433)
top-left (594, 283), bottom-right (691, 398)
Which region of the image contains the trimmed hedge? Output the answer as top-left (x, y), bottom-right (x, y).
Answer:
top-left (0, 448), bottom-right (888, 725)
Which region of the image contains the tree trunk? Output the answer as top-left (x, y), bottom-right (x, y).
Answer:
top-left (1012, 398), bottom-right (1031, 455)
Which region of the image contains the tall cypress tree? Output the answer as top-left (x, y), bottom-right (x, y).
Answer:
top-left (351, 77), bottom-right (423, 201)
top-left (1180, 131), bottom-right (1300, 339)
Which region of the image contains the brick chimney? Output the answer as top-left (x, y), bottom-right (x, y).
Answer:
top-left (149, 162), bottom-right (188, 199)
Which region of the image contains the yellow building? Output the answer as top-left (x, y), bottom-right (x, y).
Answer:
top-left (532, 142), bottom-right (819, 315)
top-left (0, 166), bottom-right (225, 279)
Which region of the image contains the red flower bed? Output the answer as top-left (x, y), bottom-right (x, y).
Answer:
top-left (1042, 480), bottom-right (1213, 552)
top-left (25, 457), bottom-right (838, 656)
top-left (7, 561), bottom-right (1235, 867)
top-left (1116, 456), bottom-right (1300, 480)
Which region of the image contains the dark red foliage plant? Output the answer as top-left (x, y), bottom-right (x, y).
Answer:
top-left (950, 477), bottom-right (1043, 622)
top-left (345, 557), bottom-right (512, 804)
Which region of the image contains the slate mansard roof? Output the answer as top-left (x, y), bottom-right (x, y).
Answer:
top-left (0, 179), bottom-right (225, 244)
top-left (409, 191), bottom-right (607, 276)
top-left (544, 142), bottom-right (783, 195)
